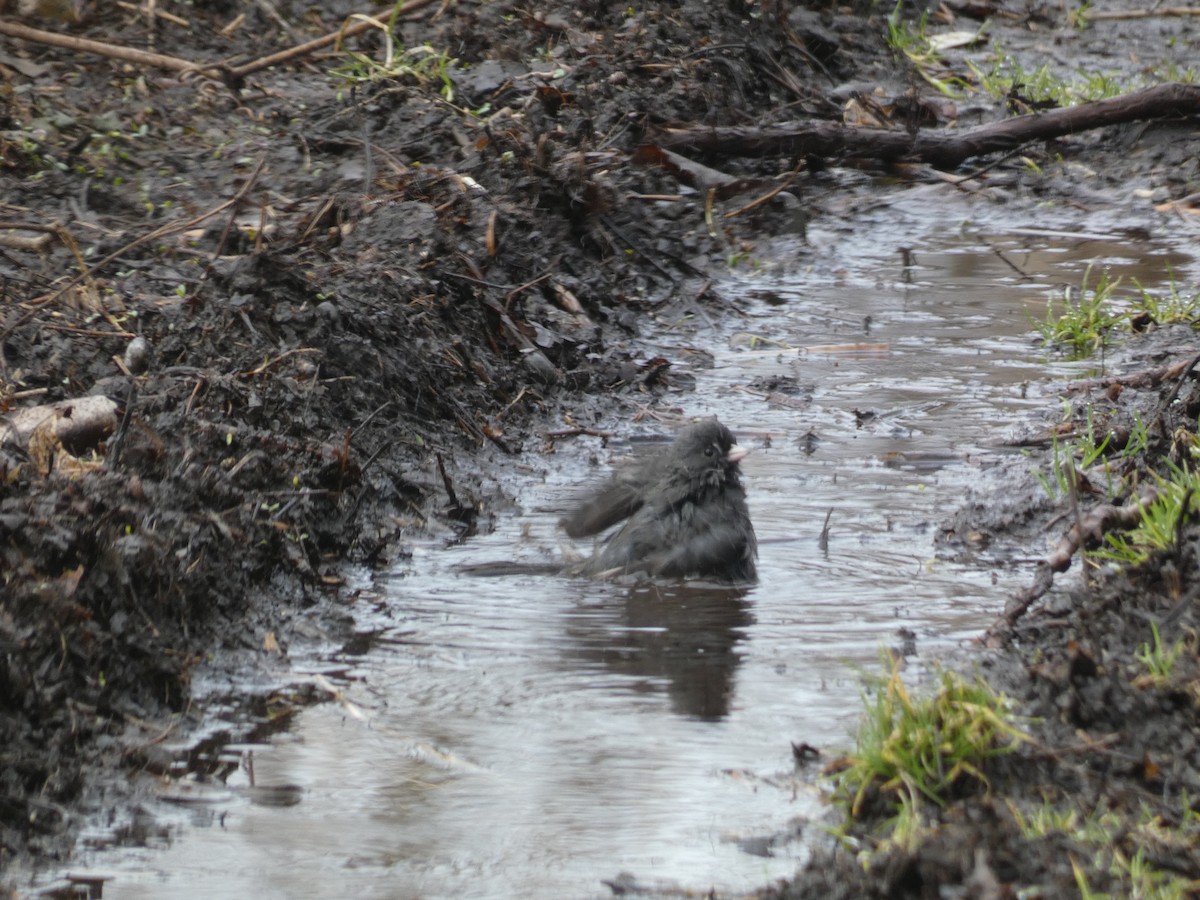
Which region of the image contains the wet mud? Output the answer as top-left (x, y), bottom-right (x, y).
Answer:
top-left (2, 0), bottom-right (1200, 896)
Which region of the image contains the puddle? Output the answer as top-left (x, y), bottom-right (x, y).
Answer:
top-left (29, 196), bottom-right (1196, 898)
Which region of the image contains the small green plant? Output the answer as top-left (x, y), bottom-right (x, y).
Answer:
top-left (883, 1), bottom-right (967, 97)
top-left (1032, 432), bottom-right (1075, 502)
top-left (968, 49), bottom-right (1125, 106)
top-left (1131, 274), bottom-right (1200, 327)
top-left (1122, 414), bottom-right (1150, 460)
top-left (1136, 621), bottom-right (1185, 684)
top-left (1013, 796), bottom-right (1196, 899)
top-left (1032, 265), bottom-right (1125, 358)
top-left (1032, 404), bottom-right (1117, 502)
top-left (1152, 58), bottom-right (1200, 85)
top-left (330, 3), bottom-right (457, 99)
top-left (1093, 464), bottom-right (1200, 566)
top-left (885, 1), bottom-right (932, 59)
top-left (726, 250), bottom-right (754, 269)
top-left (1013, 797), bottom-right (1121, 843)
top-left (1069, 1), bottom-right (1095, 30)
top-left (832, 656), bottom-right (1029, 836)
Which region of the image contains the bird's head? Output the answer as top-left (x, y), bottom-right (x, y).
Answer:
top-left (672, 417), bottom-right (748, 486)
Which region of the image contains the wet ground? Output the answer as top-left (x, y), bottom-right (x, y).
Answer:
top-left (3, 1), bottom-right (1200, 898)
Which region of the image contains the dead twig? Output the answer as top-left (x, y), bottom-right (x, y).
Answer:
top-left (196, 157), bottom-right (268, 286)
top-left (1157, 348), bottom-right (1200, 414)
top-left (42, 323), bottom-right (136, 339)
top-left (0, 19), bottom-right (209, 76)
top-left (982, 486), bottom-right (1162, 647)
top-left (724, 163), bottom-right (803, 219)
top-left (239, 348), bottom-right (322, 378)
top-left (818, 508), bottom-right (833, 553)
top-left (1085, 7), bottom-right (1200, 20)
top-left (105, 383), bottom-right (138, 470)
top-left (115, 1), bottom-right (190, 27)
top-left (545, 426), bottom-right (618, 440)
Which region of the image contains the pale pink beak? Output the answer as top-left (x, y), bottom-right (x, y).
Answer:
top-left (727, 444), bottom-right (748, 464)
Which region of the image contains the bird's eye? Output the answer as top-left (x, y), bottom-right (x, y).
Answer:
top-left (704, 446), bottom-right (715, 456)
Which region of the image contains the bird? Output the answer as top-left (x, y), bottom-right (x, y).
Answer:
top-left (562, 417), bottom-right (757, 583)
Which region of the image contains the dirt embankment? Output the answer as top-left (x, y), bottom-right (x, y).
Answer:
top-left (3, 1), bottom-right (1200, 896)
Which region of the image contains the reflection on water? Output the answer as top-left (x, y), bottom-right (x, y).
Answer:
top-left (32, 206), bottom-right (1198, 899)
top-left (566, 583), bottom-right (754, 720)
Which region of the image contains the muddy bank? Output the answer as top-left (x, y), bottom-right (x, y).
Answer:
top-left (2, 0), bottom-right (1200, 896)
top-left (0, 0), bottom-right (874, 867)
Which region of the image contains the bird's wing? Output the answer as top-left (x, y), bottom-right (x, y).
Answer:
top-left (559, 478), bottom-right (646, 538)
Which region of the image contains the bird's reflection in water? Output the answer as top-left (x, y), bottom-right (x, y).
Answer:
top-left (568, 583), bottom-right (754, 721)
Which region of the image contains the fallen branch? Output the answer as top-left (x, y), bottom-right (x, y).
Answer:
top-left (1061, 357), bottom-right (1193, 395)
top-left (658, 83), bottom-right (1200, 170)
top-left (981, 486), bottom-right (1161, 647)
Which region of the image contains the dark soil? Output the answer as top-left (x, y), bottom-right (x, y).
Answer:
top-left (2, 0), bottom-right (1199, 896)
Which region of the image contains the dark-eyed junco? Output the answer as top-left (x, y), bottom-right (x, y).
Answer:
top-left (563, 417), bottom-right (757, 583)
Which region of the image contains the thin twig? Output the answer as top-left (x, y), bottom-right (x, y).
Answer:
top-left (106, 382), bottom-right (138, 470)
top-left (723, 164), bottom-right (802, 219)
top-left (196, 157), bottom-right (267, 285)
top-left (0, 2), bottom-right (442, 85)
top-left (1086, 7), bottom-right (1200, 20)
top-left (115, 1), bottom-right (189, 27)
top-left (0, 19), bottom-right (207, 75)
top-left (239, 347), bottom-right (321, 378)
top-left (226, 0), bottom-right (442, 82)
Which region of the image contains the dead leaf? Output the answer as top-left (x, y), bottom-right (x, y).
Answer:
top-left (27, 418), bottom-right (61, 476)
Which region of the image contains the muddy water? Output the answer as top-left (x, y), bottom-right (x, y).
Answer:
top-left (53, 204), bottom-right (1193, 899)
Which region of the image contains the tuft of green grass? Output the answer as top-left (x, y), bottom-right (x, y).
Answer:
top-left (1032, 264), bottom-right (1124, 359)
top-left (968, 51), bottom-right (1125, 107)
top-left (1131, 273), bottom-right (1200, 327)
top-left (330, 3), bottom-right (457, 99)
top-left (831, 656), bottom-right (1030, 837)
top-left (1122, 414), bottom-right (1151, 460)
top-left (883, 1), bottom-right (969, 98)
top-left (1031, 403), bottom-right (1119, 503)
top-left (1092, 464), bottom-right (1200, 567)
top-left (1136, 621), bottom-right (1185, 685)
